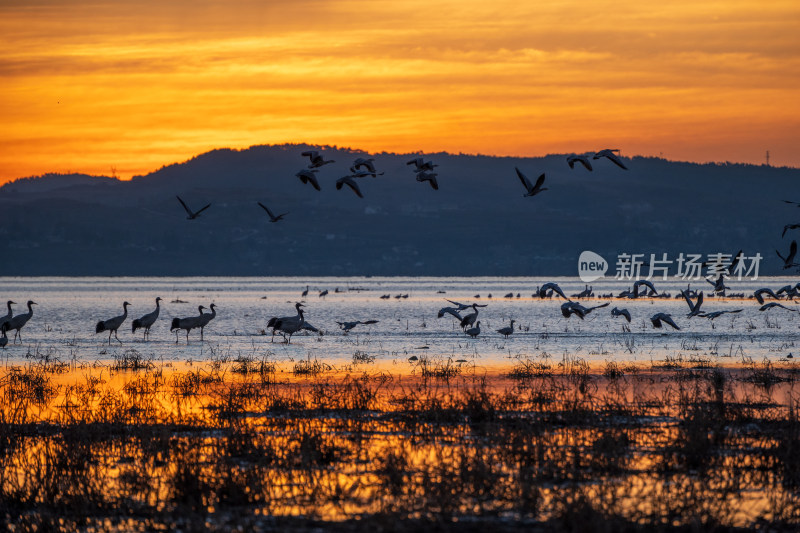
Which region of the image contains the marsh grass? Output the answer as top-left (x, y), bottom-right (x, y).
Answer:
top-left (1, 359), bottom-right (799, 531)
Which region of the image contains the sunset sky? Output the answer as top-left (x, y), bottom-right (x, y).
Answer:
top-left (1, 0), bottom-right (799, 184)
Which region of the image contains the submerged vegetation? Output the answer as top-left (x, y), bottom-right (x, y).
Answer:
top-left (1, 354), bottom-right (799, 531)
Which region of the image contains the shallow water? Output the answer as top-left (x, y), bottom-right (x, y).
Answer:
top-left (1, 276), bottom-right (798, 368)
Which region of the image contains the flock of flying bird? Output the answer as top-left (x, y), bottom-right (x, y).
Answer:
top-left (170, 148), bottom-right (629, 223)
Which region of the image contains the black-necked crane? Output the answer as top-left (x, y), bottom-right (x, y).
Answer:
top-left (96, 301), bottom-right (130, 345)
top-left (6, 300), bottom-right (36, 344)
top-left (0, 300), bottom-right (14, 332)
top-left (465, 321), bottom-right (481, 338)
top-left (754, 287), bottom-right (780, 305)
top-left (131, 297), bottom-right (161, 340)
top-left (198, 303), bottom-right (217, 340)
top-left (267, 302), bottom-right (306, 344)
top-left (336, 319), bottom-right (378, 333)
top-left (759, 302), bottom-right (797, 313)
top-left (351, 157), bottom-right (377, 174)
top-left (415, 171), bottom-right (439, 190)
top-left (538, 282), bottom-right (569, 300)
top-left (0, 326), bottom-right (7, 349)
top-left (682, 290), bottom-right (705, 317)
top-left (611, 307), bottom-right (631, 322)
top-left (171, 305), bottom-right (205, 344)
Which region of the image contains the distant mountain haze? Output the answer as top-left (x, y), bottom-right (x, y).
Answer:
top-left (0, 144), bottom-right (796, 276)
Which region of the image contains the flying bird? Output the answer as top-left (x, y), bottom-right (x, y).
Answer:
top-left (759, 302), bottom-right (797, 312)
top-left (702, 309), bottom-right (743, 320)
top-left (593, 149), bottom-right (628, 170)
top-left (561, 301), bottom-right (609, 319)
top-left (176, 196), bottom-right (211, 220)
top-left (776, 240), bottom-right (798, 269)
top-left (336, 319), bottom-right (379, 333)
top-left (407, 157), bottom-right (437, 172)
top-left (296, 169), bottom-right (321, 191)
top-left (351, 157), bottom-right (377, 173)
top-left (258, 202), bottom-right (288, 223)
top-left (537, 282), bottom-right (569, 300)
top-left (681, 290), bottom-right (705, 317)
top-left (753, 287), bottom-right (779, 305)
top-left (782, 224), bottom-right (800, 237)
top-left (336, 176), bottom-right (364, 198)
top-left (611, 307), bottom-right (631, 322)
top-left (301, 150), bottom-right (335, 168)
top-left (651, 312), bottom-right (680, 330)
top-left (566, 154), bottom-right (593, 171)
top-left (515, 167), bottom-right (547, 197)
top-left (415, 171), bottom-right (439, 190)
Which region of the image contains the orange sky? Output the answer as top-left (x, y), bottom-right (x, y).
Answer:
top-left (1, 0), bottom-right (799, 184)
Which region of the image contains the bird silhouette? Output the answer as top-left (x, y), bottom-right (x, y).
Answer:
top-left (96, 301), bottom-right (130, 345)
top-left (176, 196), bottom-right (211, 220)
top-left (776, 240), bottom-right (798, 269)
top-left (131, 297), bottom-right (161, 340)
top-left (515, 167), bottom-right (547, 197)
top-left (593, 149), bottom-right (628, 170)
top-left (258, 202), bottom-right (288, 222)
top-left (566, 154), bottom-right (593, 171)
top-left (296, 169), bottom-right (321, 191)
top-left (336, 176), bottom-right (364, 198)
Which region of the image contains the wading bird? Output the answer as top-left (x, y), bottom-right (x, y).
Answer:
top-left (258, 202), bottom-right (288, 222)
top-left (131, 297), bottom-right (161, 340)
top-left (651, 312), bottom-right (680, 330)
top-left (515, 167), bottom-right (547, 197)
top-left (0, 301), bottom-right (14, 332)
top-left (176, 195), bottom-right (211, 220)
top-left (296, 169), bottom-right (321, 191)
top-left (301, 285), bottom-right (309, 298)
top-left (465, 321), bottom-right (481, 338)
top-left (0, 326), bottom-right (7, 349)
top-left (267, 302), bottom-right (306, 344)
top-left (198, 303), bottom-right (217, 340)
top-left (6, 300), bottom-right (36, 344)
top-left (496, 319), bottom-right (515, 338)
top-left (459, 304), bottom-right (483, 330)
top-left (593, 149), bottom-right (628, 170)
top-left (96, 301), bottom-right (130, 345)
top-left (170, 306), bottom-right (206, 343)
